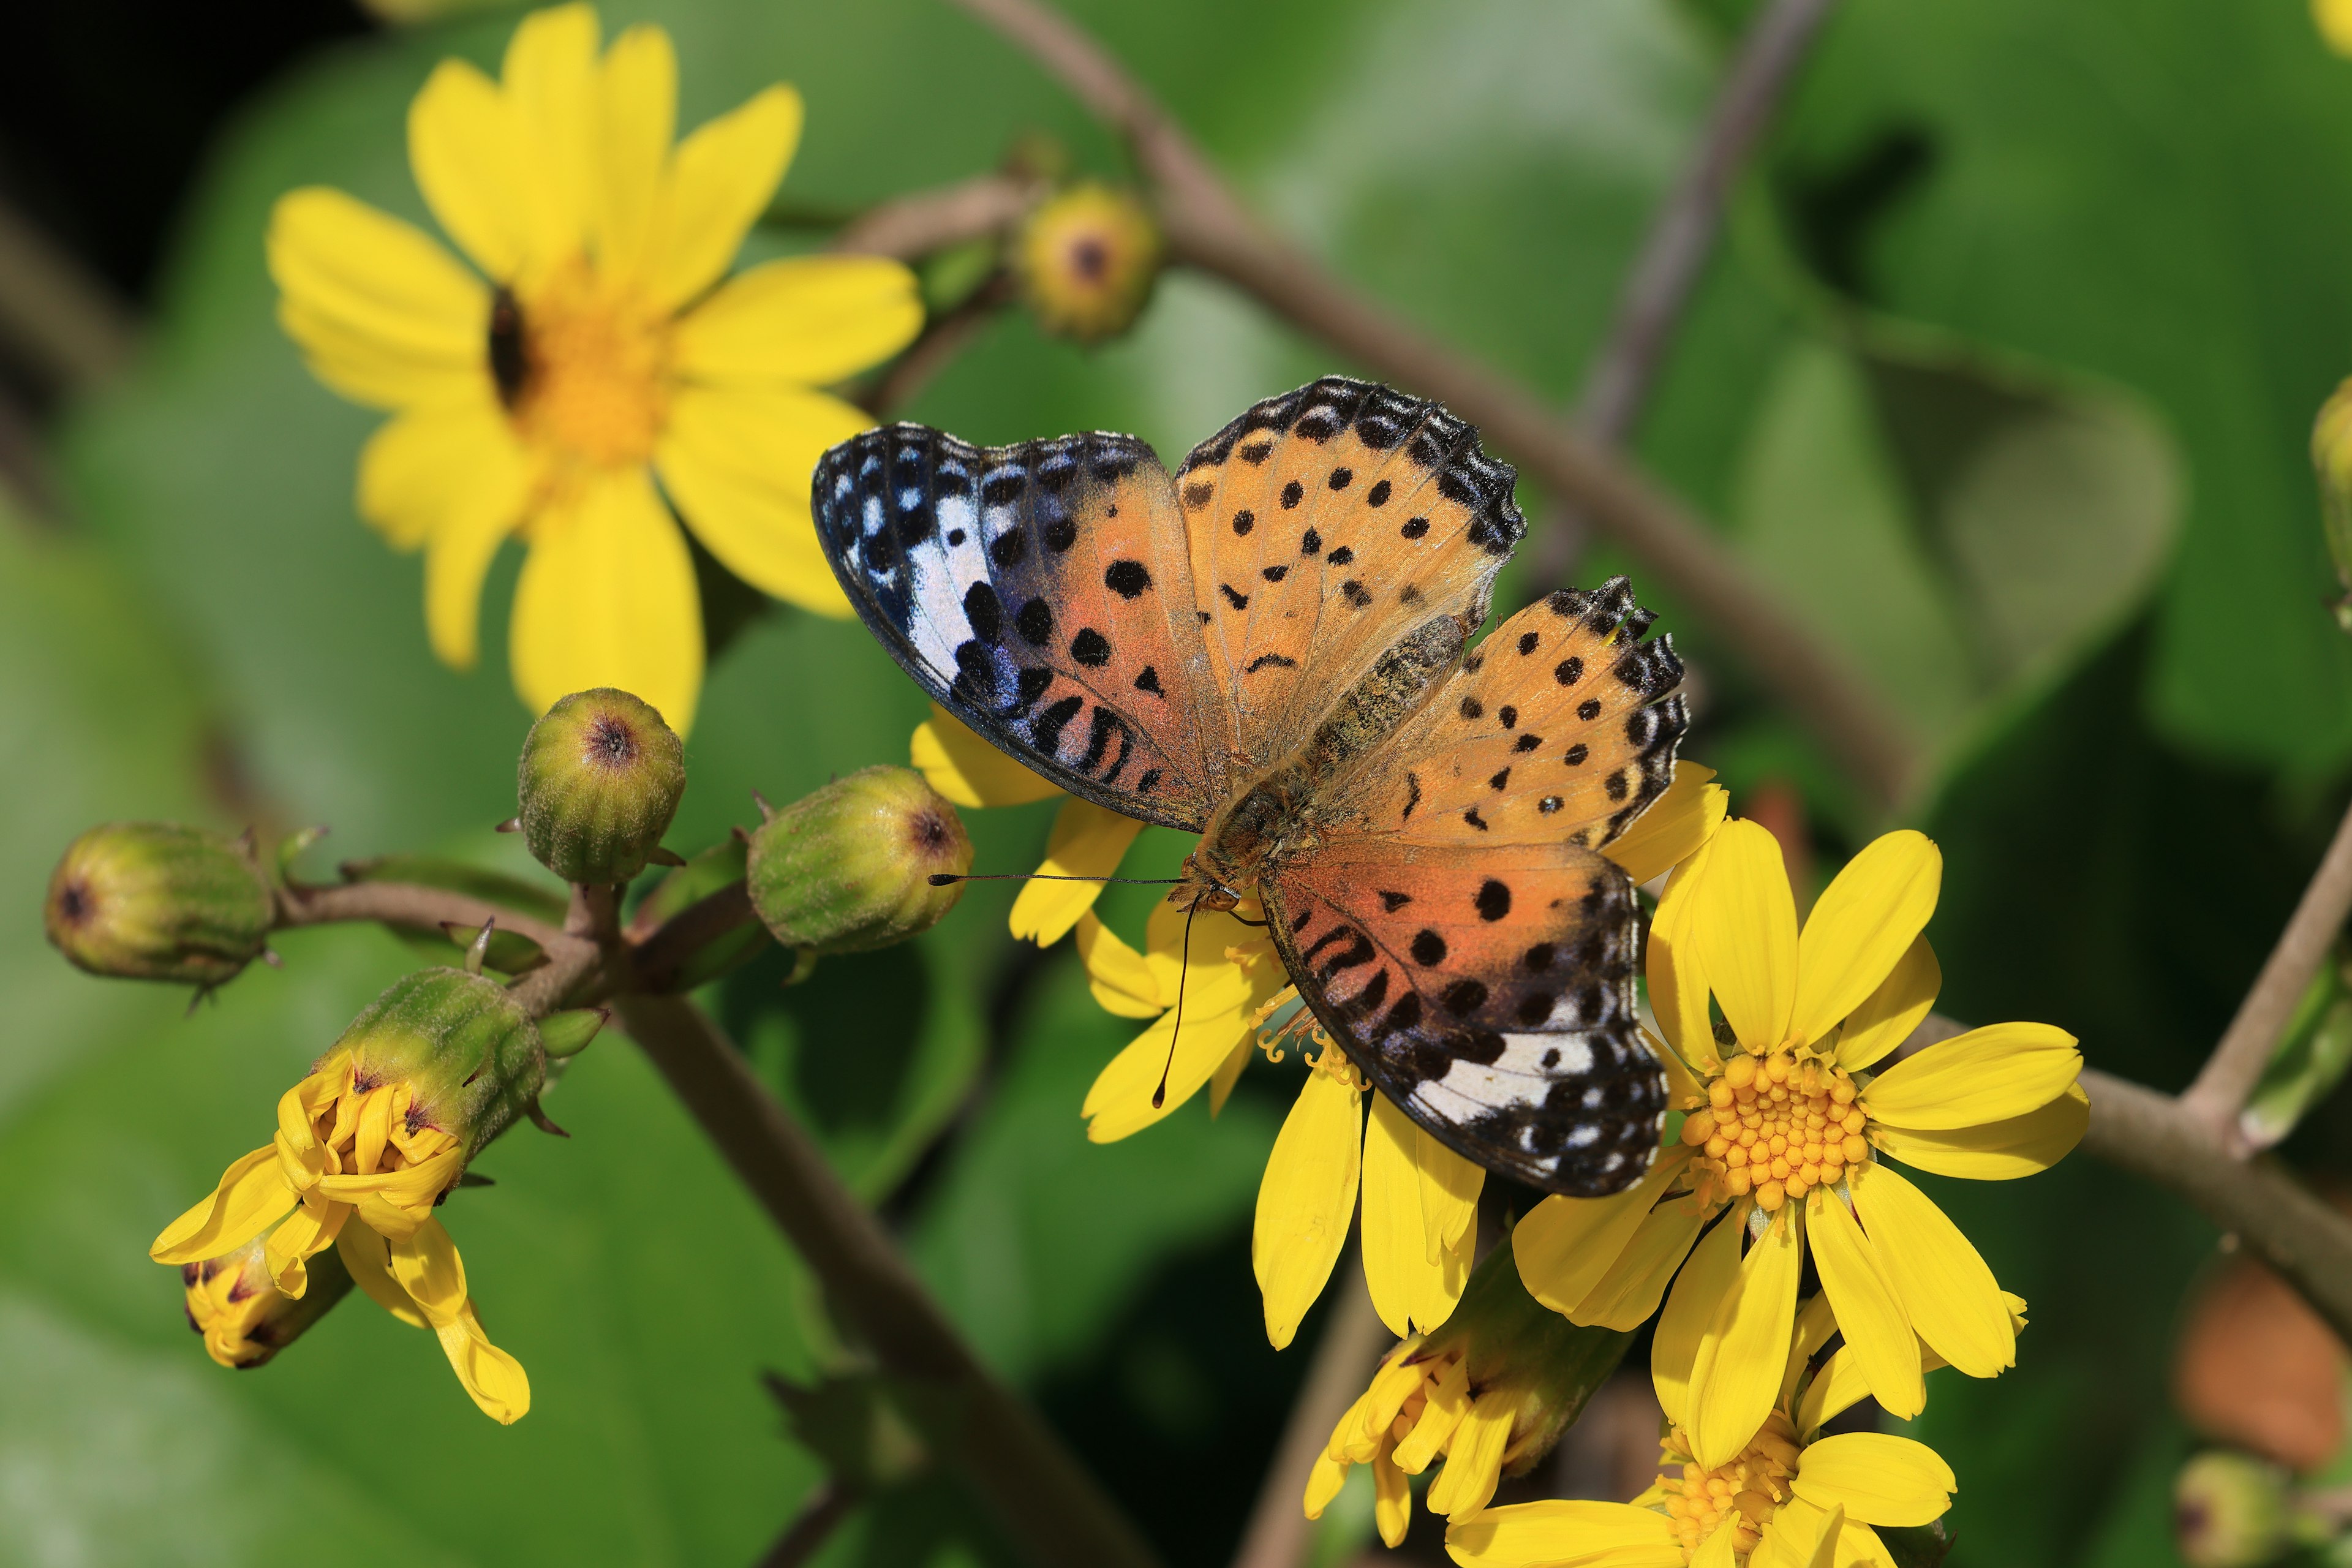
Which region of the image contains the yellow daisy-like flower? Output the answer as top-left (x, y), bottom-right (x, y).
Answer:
top-left (1448, 1295), bottom-right (1962, 1568)
top-left (179, 1226), bottom-right (356, 1370)
top-left (2319, 0), bottom-right (2352, 56)
top-left (151, 1049), bottom-right (528, 1422)
top-left (273, 3), bottom-right (923, 732)
top-left (1067, 764), bottom-right (1727, 1347)
top-left (1513, 819), bottom-right (2084, 1466)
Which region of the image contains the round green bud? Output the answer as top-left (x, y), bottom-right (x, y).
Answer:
top-left (1016, 182), bottom-right (1163, 344)
top-left (338, 968), bottom-right (548, 1156)
top-left (45, 823), bottom-right (274, 987)
top-left (518, 688), bottom-right (685, 885)
top-left (2175, 1450), bottom-right (2291, 1568)
top-left (747, 766), bottom-right (972, 956)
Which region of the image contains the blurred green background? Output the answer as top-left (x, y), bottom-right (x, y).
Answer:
top-left (6, 0), bottom-right (2351, 1562)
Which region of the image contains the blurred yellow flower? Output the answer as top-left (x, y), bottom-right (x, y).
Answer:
top-left (1447, 1296), bottom-right (1961, 1568)
top-left (1016, 181), bottom-right (1164, 344)
top-left (2318, 0), bottom-right (2352, 56)
top-left (151, 1050), bottom-right (529, 1423)
top-left (272, 3), bottom-right (922, 732)
top-left (1514, 820), bottom-right (2084, 1466)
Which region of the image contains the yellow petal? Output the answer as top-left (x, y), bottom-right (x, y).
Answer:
top-left (1691, 1520), bottom-right (1740, 1568)
top-left (509, 467), bottom-right (704, 734)
top-left (647, 85), bottom-right (803, 309)
top-left (912, 703), bottom-right (1062, 807)
top-left (1805, 1190), bottom-right (1923, 1419)
top-left (1687, 1202), bottom-right (1803, 1468)
top-left (1646, 839), bottom-right (1718, 1071)
top-left (654, 383), bottom-right (862, 614)
top-left (1652, 1199), bottom-right (1745, 1430)
top-left (1512, 1154), bottom-right (1684, 1321)
top-left (1443, 1500), bottom-right (1682, 1568)
top-left (500, 1), bottom-right (598, 265)
top-left (356, 395), bottom-right (530, 554)
top-left (1861, 1022), bottom-right (2082, 1131)
top-left (1694, 819), bottom-right (1796, 1052)
top-left (1396, 1355), bottom-right (1472, 1472)
top-left (1604, 763), bottom-right (1726, 888)
top-left (407, 59), bottom-right (535, 282)
top-left (1784, 1291), bottom-right (1840, 1406)
top-left (1571, 1194), bottom-right (1708, 1332)
top-left (593, 23), bottom-right (677, 282)
top-left (674, 255), bottom-right (924, 386)
top-left (269, 189), bottom-right (488, 409)
top-left (1077, 912), bottom-right (1164, 1017)
top-left (263, 1197), bottom-right (347, 1295)
top-left (1254, 1061), bottom-right (1363, 1350)
top-left (334, 1223), bottom-right (429, 1329)
top-left (1847, 1162), bottom-right (2013, 1377)
top-left (1373, 1448), bottom-right (1412, 1548)
top-left (1792, 1433), bottom-right (1954, 1528)
top-left (1081, 973), bottom-right (1256, 1141)
top-left (1796, 1347), bottom-right (1872, 1440)
top-left (1792, 831), bottom-right (1941, 1047)
top-left (1009, 799), bottom-right (1144, 946)
top-left (437, 1300), bottom-right (532, 1423)
top-left (1208, 1035), bottom-right (1255, 1117)
top-left (386, 1215), bottom-right (469, 1325)
top-left (1415, 1123), bottom-right (1484, 1267)
top-left (150, 1148), bottom-right (292, 1264)
top-left (1363, 1094), bottom-right (1446, 1337)
top-left (1834, 937), bottom-right (1940, 1072)
top-left (1870, 1083), bottom-right (2088, 1180)
top-left (1303, 1449), bottom-right (1349, 1520)
top-left (1802, 1504), bottom-right (1848, 1568)
top-left (1425, 1396), bottom-right (1513, 1518)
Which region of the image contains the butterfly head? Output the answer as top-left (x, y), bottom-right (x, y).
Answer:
top-left (1171, 852), bottom-right (1244, 914)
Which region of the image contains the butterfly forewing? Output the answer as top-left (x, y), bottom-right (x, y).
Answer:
top-left (815, 425), bottom-right (1231, 829)
top-left (1264, 841), bottom-right (1665, 1196)
top-left (1173, 377), bottom-right (1525, 773)
top-left (1349, 578), bottom-right (1688, 847)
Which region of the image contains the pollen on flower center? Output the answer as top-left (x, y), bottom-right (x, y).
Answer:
top-left (505, 261), bottom-right (671, 469)
top-left (1680, 1048), bottom-right (1868, 1212)
top-left (1657, 1413), bottom-right (1800, 1562)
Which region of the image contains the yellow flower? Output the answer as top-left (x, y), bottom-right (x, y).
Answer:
top-left (1513, 820), bottom-right (2084, 1466)
top-left (2319, 0), bottom-right (2352, 56)
top-left (179, 1226), bottom-right (356, 1369)
top-left (151, 966), bottom-right (548, 1422)
top-left (1447, 1296), bottom-right (1961, 1568)
top-left (273, 4), bottom-right (922, 731)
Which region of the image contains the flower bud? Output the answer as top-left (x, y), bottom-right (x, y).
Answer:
top-left (747, 766), bottom-right (971, 956)
top-left (518, 688), bottom-right (685, 884)
top-left (1015, 182), bottom-right (1163, 344)
top-left (2316, 379), bottom-right (2352, 635)
top-left (2174, 1450), bottom-right (2291, 1568)
top-left (183, 1228), bottom-right (355, 1368)
top-left (45, 823), bottom-right (275, 986)
top-left (342, 967), bottom-right (548, 1155)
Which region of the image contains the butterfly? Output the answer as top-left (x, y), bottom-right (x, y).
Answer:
top-left (812, 377), bottom-right (1687, 1196)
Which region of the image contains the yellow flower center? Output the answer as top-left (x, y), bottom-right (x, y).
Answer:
top-left (1656, 1414), bottom-right (1800, 1562)
top-left (507, 258), bottom-right (671, 470)
top-left (1679, 1047), bottom-right (1869, 1212)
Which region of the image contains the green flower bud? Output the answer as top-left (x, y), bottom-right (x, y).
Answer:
top-left (518, 688), bottom-right (685, 885)
top-left (1016, 182), bottom-right (1163, 344)
top-left (747, 766), bottom-right (971, 956)
top-left (2176, 1451), bottom-right (2291, 1568)
top-left (2316, 379), bottom-right (2352, 635)
top-left (342, 967), bottom-right (548, 1155)
top-left (45, 823), bottom-right (275, 987)
top-left (183, 1227), bottom-right (355, 1369)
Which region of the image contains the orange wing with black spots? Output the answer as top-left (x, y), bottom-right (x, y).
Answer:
top-left (1171, 378), bottom-right (1523, 771)
top-left (814, 425), bottom-right (1233, 829)
top-left (1261, 839), bottom-right (1664, 1195)
top-left (1346, 577), bottom-right (1688, 847)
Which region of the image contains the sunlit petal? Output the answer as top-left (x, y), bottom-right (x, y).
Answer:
top-left (1861, 1022), bottom-right (2081, 1131)
top-left (1604, 763), bottom-right (1727, 888)
top-left (1792, 832), bottom-right (1940, 1047)
top-left (1848, 1162), bottom-right (2013, 1377)
top-left (1834, 937), bottom-right (1940, 1072)
top-left (647, 86), bottom-right (803, 309)
top-left (1687, 1202), bottom-right (1803, 1468)
top-left (1694, 820), bottom-right (1797, 1052)
top-left (1653, 1200), bottom-right (1744, 1430)
top-left (1869, 1085), bottom-right (2088, 1180)
top-left (912, 703), bottom-right (1062, 808)
top-left (1254, 1060), bottom-right (1364, 1349)
top-left (1443, 1499), bottom-right (1682, 1567)
top-left (674, 255), bottom-right (924, 386)
top-left (1512, 1155), bottom-right (1684, 1322)
top-left (1805, 1189), bottom-right (1923, 1419)
top-left (1791, 1433), bottom-right (1954, 1528)
top-left (1009, 799), bottom-right (1144, 946)
top-left (655, 382), bottom-right (867, 614)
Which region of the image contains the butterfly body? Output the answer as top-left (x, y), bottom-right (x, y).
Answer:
top-left (813, 377), bottom-right (1687, 1196)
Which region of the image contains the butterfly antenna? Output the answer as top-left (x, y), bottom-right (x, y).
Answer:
top-left (927, 873), bottom-right (1182, 886)
top-left (1152, 896), bottom-right (1203, 1110)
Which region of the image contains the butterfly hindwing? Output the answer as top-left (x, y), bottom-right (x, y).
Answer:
top-left (815, 424), bottom-right (1231, 829)
top-left (1173, 377), bottom-right (1525, 773)
top-left (1263, 840), bottom-right (1666, 1196)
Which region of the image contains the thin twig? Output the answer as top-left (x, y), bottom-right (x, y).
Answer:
top-left (2081, 1067), bottom-right (2352, 1346)
top-left (756, 1479), bottom-right (861, 1568)
top-left (1531, 0), bottom-right (1841, 590)
top-left (831, 173), bottom-right (1036, 261)
top-left (0, 195), bottom-right (135, 393)
top-left (1228, 1264), bottom-right (1390, 1568)
top-left (2177, 796), bottom-right (2352, 1147)
top-left (278, 880), bottom-right (574, 959)
top-left (629, 881), bottom-right (761, 993)
top-left (941, 0), bottom-right (1918, 810)
top-left (614, 993), bottom-right (1161, 1568)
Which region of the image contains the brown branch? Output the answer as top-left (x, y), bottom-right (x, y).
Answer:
top-left (1531, 0), bottom-right (1841, 590)
top-left (2178, 796), bottom-right (2352, 1146)
top-left (629, 881), bottom-right (761, 993)
top-left (1228, 1262), bottom-right (1390, 1568)
top-left (859, 273), bottom-right (1019, 420)
top-left (756, 1479), bottom-right (861, 1568)
top-left (2081, 1067), bottom-right (2352, 1346)
top-left (614, 993), bottom-right (1160, 1568)
top-left (942, 0), bottom-right (1920, 810)
top-left (279, 880), bottom-right (575, 959)
top-left (831, 173), bottom-right (1036, 262)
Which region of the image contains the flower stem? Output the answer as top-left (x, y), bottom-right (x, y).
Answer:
top-left (613, 993), bottom-right (1162, 1568)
